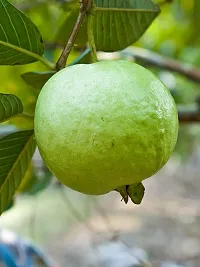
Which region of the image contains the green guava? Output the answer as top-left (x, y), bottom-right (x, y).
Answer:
top-left (34, 60), bottom-right (178, 204)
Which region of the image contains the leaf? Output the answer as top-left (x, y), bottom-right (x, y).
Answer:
top-left (61, 0), bottom-right (79, 11)
top-left (5, 198), bottom-right (14, 211)
top-left (127, 183), bottom-right (145, 205)
top-left (0, 93), bottom-right (23, 123)
top-left (56, 0), bottom-right (160, 52)
top-left (28, 168), bottom-right (52, 195)
top-left (0, 0), bottom-right (44, 65)
top-left (21, 71), bottom-right (56, 89)
top-left (0, 130), bottom-right (36, 214)
top-left (18, 163), bottom-right (52, 195)
top-left (17, 161), bottom-right (35, 193)
top-left (21, 52), bottom-right (91, 89)
top-left (93, 0), bottom-right (160, 51)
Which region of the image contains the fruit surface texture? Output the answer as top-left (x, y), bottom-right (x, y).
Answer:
top-left (34, 60), bottom-right (178, 195)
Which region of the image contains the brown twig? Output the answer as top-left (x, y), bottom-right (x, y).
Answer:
top-left (124, 47), bottom-right (200, 84)
top-left (56, 0), bottom-right (92, 71)
top-left (178, 110), bottom-right (200, 123)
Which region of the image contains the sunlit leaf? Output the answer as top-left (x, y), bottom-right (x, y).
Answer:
top-left (0, 0), bottom-right (44, 65)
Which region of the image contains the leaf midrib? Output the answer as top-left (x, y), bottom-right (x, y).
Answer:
top-left (0, 40), bottom-right (55, 69)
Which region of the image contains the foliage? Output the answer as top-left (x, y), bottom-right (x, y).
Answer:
top-left (0, 0), bottom-right (198, 214)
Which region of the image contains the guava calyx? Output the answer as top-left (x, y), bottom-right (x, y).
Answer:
top-left (115, 183), bottom-right (145, 205)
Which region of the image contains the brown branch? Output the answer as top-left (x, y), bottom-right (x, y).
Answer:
top-left (56, 0), bottom-right (92, 71)
top-left (178, 110), bottom-right (200, 123)
top-left (125, 47), bottom-right (200, 84)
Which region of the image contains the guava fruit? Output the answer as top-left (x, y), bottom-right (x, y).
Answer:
top-left (34, 60), bottom-right (178, 204)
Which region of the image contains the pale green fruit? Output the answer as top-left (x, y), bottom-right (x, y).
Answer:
top-left (34, 60), bottom-right (178, 198)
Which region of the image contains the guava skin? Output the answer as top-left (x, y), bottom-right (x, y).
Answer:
top-left (34, 60), bottom-right (178, 196)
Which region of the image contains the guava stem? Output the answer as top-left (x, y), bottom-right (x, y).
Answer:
top-left (87, 2), bottom-right (98, 63)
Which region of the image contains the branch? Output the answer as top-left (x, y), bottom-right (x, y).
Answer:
top-left (123, 47), bottom-right (200, 84)
top-left (178, 110), bottom-right (200, 123)
top-left (56, 0), bottom-right (92, 71)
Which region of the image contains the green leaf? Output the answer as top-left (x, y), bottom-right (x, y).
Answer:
top-left (0, 130), bottom-right (36, 214)
top-left (56, 0), bottom-right (160, 52)
top-left (5, 198), bottom-right (14, 211)
top-left (21, 71), bottom-right (56, 89)
top-left (0, 93), bottom-right (23, 123)
top-left (127, 183), bottom-right (145, 205)
top-left (0, 0), bottom-right (44, 65)
top-left (17, 161), bottom-right (35, 193)
top-left (93, 0), bottom-right (160, 51)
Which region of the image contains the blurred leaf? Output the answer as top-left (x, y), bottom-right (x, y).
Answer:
top-left (0, 93), bottom-right (23, 123)
top-left (93, 0), bottom-right (160, 51)
top-left (0, 130), bottom-right (36, 214)
top-left (25, 3), bottom-right (62, 43)
top-left (18, 163), bottom-right (52, 195)
top-left (28, 168), bottom-right (52, 195)
top-left (0, 0), bottom-right (44, 65)
top-left (189, 0), bottom-right (200, 45)
top-left (194, 0), bottom-right (200, 25)
top-left (55, 9), bottom-right (87, 48)
top-left (61, 0), bottom-right (79, 11)
top-left (21, 71), bottom-right (55, 89)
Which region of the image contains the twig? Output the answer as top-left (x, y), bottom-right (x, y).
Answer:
top-left (178, 98), bottom-right (200, 123)
top-left (56, 0), bottom-right (92, 71)
top-left (122, 47), bottom-right (200, 84)
top-left (178, 110), bottom-right (200, 123)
